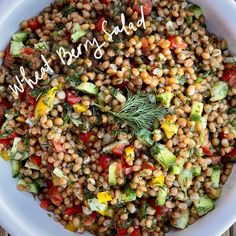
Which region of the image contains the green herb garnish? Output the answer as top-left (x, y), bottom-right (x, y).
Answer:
top-left (83, 189), bottom-right (94, 200)
top-left (108, 93), bottom-right (168, 131)
top-left (61, 5), bottom-right (77, 17)
top-left (139, 202), bottom-right (148, 219)
top-left (121, 218), bottom-right (133, 229)
top-left (31, 87), bottom-right (48, 100)
top-left (65, 72), bottom-right (81, 86)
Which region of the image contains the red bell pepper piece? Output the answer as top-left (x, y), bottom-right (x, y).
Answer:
top-left (64, 206), bottom-right (82, 215)
top-left (100, 0), bottom-right (110, 4)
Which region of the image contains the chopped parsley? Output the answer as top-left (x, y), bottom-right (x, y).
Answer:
top-left (61, 5), bottom-right (78, 17)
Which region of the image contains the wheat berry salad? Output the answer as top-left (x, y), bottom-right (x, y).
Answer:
top-left (0, 0), bottom-right (236, 235)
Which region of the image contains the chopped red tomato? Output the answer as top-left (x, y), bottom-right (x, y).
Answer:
top-left (0, 100), bottom-right (11, 124)
top-left (167, 35), bottom-right (187, 49)
top-left (40, 199), bottom-right (50, 210)
top-left (99, 154), bottom-right (111, 169)
top-left (52, 140), bottom-right (65, 152)
top-left (117, 161), bottom-right (124, 177)
top-left (83, 212), bottom-right (97, 226)
top-left (202, 146), bottom-right (213, 156)
top-left (130, 228), bottom-right (142, 236)
top-left (19, 87), bottom-right (37, 105)
top-left (4, 45), bottom-right (12, 67)
top-left (149, 198), bottom-right (170, 216)
top-left (31, 156), bottom-right (42, 166)
top-left (100, 0), bottom-right (110, 4)
top-left (121, 157), bottom-right (133, 175)
top-left (95, 17), bottom-right (106, 32)
top-left (210, 155), bottom-right (221, 165)
top-left (0, 139), bottom-right (11, 145)
top-left (218, 132), bottom-right (227, 140)
top-left (0, 131), bottom-right (19, 145)
top-left (141, 38), bottom-right (150, 55)
top-left (133, 0), bottom-right (153, 16)
top-left (66, 90), bottom-right (81, 105)
top-left (80, 132), bottom-right (96, 143)
top-left (90, 212), bottom-right (97, 219)
top-left (48, 186), bottom-right (64, 206)
top-left (28, 18), bottom-right (40, 31)
top-left (142, 162), bottom-right (156, 170)
top-left (112, 144), bottom-right (125, 156)
top-left (64, 206), bottom-right (82, 216)
top-left (229, 147), bottom-right (236, 157)
top-left (222, 67), bottom-right (236, 87)
top-left (23, 47), bottom-right (34, 55)
top-left (117, 227), bottom-right (128, 236)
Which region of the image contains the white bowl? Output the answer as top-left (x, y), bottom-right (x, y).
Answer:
top-left (0, 1), bottom-right (236, 236)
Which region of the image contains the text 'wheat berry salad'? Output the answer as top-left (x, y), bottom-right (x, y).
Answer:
top-left (0, 0), bottom-right (236, 235)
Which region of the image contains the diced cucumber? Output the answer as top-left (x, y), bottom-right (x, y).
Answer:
top-left (25, 160), bottom-right (40, 170)
top-left (171, 209), bottom-right (190, 229)
top-left (108, 162), bottom-right (118, 186)
top-left (12, 31), bottom-right (29, 42)
top-left (170, 159), bottom-right (185, 175)
top-left (76, 82), bottom-right (98, 95)
top-left (11, 160), bottom-right (20, 178)
top-left (192, 166), bottom-right (201, 177)
top-left (211, 166), bottom-right (221, 188)
top-left (88, 198), bottom-right (107, 212)
top-left (71, 24), bottom-right (87, 43)
top-left (121, 188), bottom-right (136, 203)
top-left (10, 41), bottom-right (25, 57)
top-left (178, 169), bottom-right (193, 192)
top-left (53, 167), bottom-right (70, 181)
top-left (135, 129), bottom-right (154, 146)
top-left (10, 137), bottom-right (21, 159)
top-left (34, 41), bottom-right (49, 50)
top-left (151, 143), bottom-right (176, 169)
top-left (109, 86), bottom-right (127, 103)
top-left (27, 182), bottom-right (39, 194)
top-left (188, 4), bottom-right (203, 19)
top-left (190, 102), bottom-right (203, 122)
top-left (210, 81), bottom-right (228, 102)
top-left (200, 115), bottom-right (208, 129)
top-left (102, 139), bottom-right (129, 153)
top-left (156, 92), bottom-right (174, 108)
top-left (156, 186), bottom-right (167, 206)
top-left (194, 195), bottom-right (215, 216)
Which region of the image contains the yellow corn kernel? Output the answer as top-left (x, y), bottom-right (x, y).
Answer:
top-left (65, 222), bottom-right (78, 232)
top-left (161, 122), bottom-right (178, 139)
top-left (152, 174), bottom-right (165, 186)
top-left (124, 146), bottom-right (135, 162)
top-left (0, 150), bottom-right (10, 161)
top-left (97, 192), bottom-right (112, 203)
top-left (73, 103), bottom-right (88, 113)
top-left (16, 116), bottom-right (26, 123)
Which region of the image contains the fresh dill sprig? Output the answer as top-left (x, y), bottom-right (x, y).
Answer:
top-left (65, 72), bottom-right (81, 86)
top-left (109, 93), bottom-right (168, 131)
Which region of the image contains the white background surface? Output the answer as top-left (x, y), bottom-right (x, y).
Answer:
top-left (0, 0), bottom-right (236, 236)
